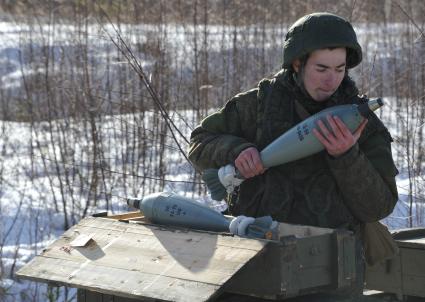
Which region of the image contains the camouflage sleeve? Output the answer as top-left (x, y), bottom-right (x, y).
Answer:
top-left (188, 89), bottom-right (258, 171)
top-left (327, 116), bottom-right (398, 223)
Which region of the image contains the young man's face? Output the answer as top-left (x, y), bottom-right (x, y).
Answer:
top-left (292, 48), bottom-right (347, 102)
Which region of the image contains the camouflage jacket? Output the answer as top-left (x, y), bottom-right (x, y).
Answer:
top-left (188, 69), bottom-right (398, 230)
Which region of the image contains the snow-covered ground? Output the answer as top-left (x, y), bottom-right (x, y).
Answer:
top-left (0, 20), bottom-right (424, 301)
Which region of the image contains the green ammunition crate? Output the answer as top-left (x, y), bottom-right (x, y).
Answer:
top-left (17, 212), bottom-right (358, 301)
top-left (365, 228), bottom-right (425, 300)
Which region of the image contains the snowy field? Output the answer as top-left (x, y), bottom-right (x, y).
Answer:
top-left (0, 20), bottom-right (424, 301)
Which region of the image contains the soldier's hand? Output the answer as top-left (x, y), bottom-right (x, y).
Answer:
top-left (235, 147), bottom-right (266, 179)
top-left (313, 115), bottom-right (368, 157)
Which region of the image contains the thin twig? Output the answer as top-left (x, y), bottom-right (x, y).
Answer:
top-left (95, 3), bottom-right (191, 166)
top-left (393, 0), bottom-right (425, 38)
top-left (29, 154), bottom-right (202, 185)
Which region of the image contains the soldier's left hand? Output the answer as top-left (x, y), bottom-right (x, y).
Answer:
top-left (313, 115), bottom-right (368, 157)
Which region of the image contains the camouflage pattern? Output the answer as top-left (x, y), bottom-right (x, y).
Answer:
top-left (188, 69), bottom-right (398, 230)
top-left (189, 68), bottom-right (398, 300)
top-left (189, 11), bottom-right (397, 300)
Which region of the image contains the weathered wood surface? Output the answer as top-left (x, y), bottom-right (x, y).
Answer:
top-left (392, 228), bottom-right (425, 250)
top-left (365, 227), bottom-right (425, 299)
top-left (17, 217), bottom-right (266, 302)
top-left (399, 247), bottom-right (425, 297)
top-left (397, 237), bottom-right (425, 249)
top-left (277, 222), bottom-right (334, 238)
top-left (365, 257), bottom-right (403, 299)
top-left (109, 211), bottom-right (145, 221)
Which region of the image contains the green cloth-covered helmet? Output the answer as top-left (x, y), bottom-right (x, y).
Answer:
top-left (282, 12), bottom-right (362, 69)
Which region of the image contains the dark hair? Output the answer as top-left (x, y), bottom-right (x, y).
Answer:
top-left (292, 47), bottom-right (349, 72)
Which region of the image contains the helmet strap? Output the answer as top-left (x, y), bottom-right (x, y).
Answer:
top-left (292, 65), bottom-right (311, 99)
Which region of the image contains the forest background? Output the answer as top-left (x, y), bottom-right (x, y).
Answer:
top-left (0, 0), bottom-right (424, 301)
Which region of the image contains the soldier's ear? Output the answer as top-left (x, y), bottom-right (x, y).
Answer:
top-left (292, 59), bottom-right (301, 73)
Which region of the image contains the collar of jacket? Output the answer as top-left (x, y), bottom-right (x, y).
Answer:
top-left (274, 69), bottom-right (360, 114)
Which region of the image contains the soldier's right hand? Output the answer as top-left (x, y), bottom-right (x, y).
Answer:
top-left (235, 147), bottom-right (266, 179)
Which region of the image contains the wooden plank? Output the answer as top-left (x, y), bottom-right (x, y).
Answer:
top-left (17, 217), bottom-right (266, 302)
top-left (401, 237), bottom-right (425, 245)
top-left (401, 275), bottom-right (425, 297)
top-left (393, 228), bottom-right (425, 250)
top-left (107, 211), bottom-right (144, 221)
top-left (400, 248), bottom-right (425, 297)
top-left (226, 234), bottom-right (336, 299)
top-left (298, 266), bottom-right (333, 289)
top-left (296, 235), bottom-right (332, 267)
top-left (44, 218), bottom-right (264, 255)
top-left (18, 256), bottom-right (217, 302)
top-left (397, 237), bottom-right (425, 249)
top-left (366, 244), bottom-right (425, 298)
top-left (365, 257), bottom-right (402, 297)
top-left (296, 235), bottom-right (334, 289)
top-left (400, 248), bottom-right (425, 277)
top-left (43, 219), bottom-right (264, 283)
top-left (41, 234), bottom-right (260, 285)
top-left (365, 227), bottom-right (425, 298)
top-left (76, 217), bottom-right (265, 250)
top-left (278, 223), bottom-right (334, 238)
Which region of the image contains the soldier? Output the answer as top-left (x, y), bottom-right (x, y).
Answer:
top-left (188, 12), bottom-right (398, 300)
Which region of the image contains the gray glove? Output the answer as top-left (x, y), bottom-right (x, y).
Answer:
top-left (229, 215), bottom-right (278, 240)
